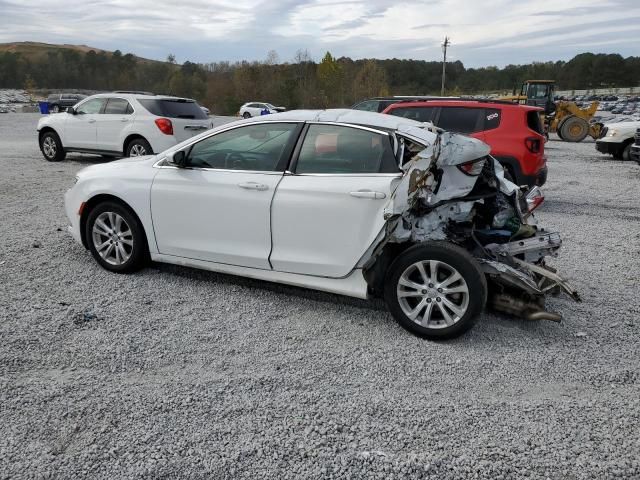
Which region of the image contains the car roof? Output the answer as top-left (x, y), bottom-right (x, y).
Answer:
top-left (223, 109), bottom-right (439, 144)
top-left (385, 100), bottom-right (544, 112)
top-left (86, 92), bottom-right (194, 102)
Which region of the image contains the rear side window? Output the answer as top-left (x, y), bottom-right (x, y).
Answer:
top-left (436, 107), bottom-right (484, 134)
top-left (295, 124), bottom-right (398, 174)
top-left (104, 98), bottom-right (133, 115)
top-left (388, 106), bottom-right (436, 123)
top-left (138, 99), bottom-right (207, 119)
top-left (484, 108), bottom-right (501, 131)
top-left (352, 100), bottom-right (380, 112)
top-left (527, 111), bottom-right (543, 134)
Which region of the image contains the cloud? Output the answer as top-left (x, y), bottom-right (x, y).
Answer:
top-left (0, 0), bottom-right (638, 67)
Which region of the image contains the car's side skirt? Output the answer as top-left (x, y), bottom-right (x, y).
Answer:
top-left (65, 147), bottom-right (122, 157)
top-left (151, 253), bottom-right (369, 299)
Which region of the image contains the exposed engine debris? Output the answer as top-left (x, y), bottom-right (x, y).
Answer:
top-left (377, 129), bottom-right (580, 322)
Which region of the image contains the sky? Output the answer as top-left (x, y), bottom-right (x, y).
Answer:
top-left (1, 0), bottom-right (639, 67)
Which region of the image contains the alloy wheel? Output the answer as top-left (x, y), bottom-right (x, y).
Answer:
top-left (91, 211), bottom-right (134, 266)
top-left (396, 260), bottom-right (470, 329)
top-left (42, 136), bottom-right (56, 158)
top-left (129, 144), bottom-right (146, 156)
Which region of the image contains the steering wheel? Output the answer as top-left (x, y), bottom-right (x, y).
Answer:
top-left (226, 152), bottom-right (246, 169)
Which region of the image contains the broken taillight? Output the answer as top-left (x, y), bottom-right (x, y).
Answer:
top-left (525, 136), bottom-right (541, 153)
top-left (155, 118), bottom-right (174, 135)
top-left (526, 186), bottom-right (544, 214)
top-left (457, 157), bottom-right (486, 176)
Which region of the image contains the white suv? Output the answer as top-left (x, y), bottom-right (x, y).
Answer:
top-left (37, 92), bottom-right (212, 162)
top-left (238, 102), bottom-right (283, 119)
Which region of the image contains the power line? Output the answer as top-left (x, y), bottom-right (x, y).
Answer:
top-left (441, 36), bottom-right (450, 96)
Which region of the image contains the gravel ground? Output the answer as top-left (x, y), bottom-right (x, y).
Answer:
top-left (1, 113), bottom-right (639, 479)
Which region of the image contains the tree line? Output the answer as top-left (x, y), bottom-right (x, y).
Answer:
top-left (0, 48), bottom-right (638, 115)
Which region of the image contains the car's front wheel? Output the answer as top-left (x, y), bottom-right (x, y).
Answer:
top-left (39, 131), bottom-right (66, 162)
top-left (384, 242), bottom-right (487, 339)
top-left (85, 201), bottom-right (148, 273)
top-left (242, 112), bottom-right (251, 119)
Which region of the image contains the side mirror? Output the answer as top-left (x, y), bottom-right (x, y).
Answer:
top-left (168, 150), bottom-right (186, 167)
top-left (67, 106), bottom-right (76, 115)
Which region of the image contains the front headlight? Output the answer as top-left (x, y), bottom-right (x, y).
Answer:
top-left (607, 129), bottom-right (617, 137)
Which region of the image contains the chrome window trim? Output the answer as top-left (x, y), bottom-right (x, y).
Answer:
top-left (305, 121), bottom-right (390, 136)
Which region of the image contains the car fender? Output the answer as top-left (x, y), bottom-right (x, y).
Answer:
top-left (72, 157), bottom-right (160, 253)
top-left (37, 114), bottom-right (69, 145)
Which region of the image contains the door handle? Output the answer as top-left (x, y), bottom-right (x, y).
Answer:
top-left (238, 182), bottom-right (269, 191)
top-left (88, 119), bottom-right (96, 124)
top-left (120, 117), bottom-right (129, 122)
top-left (349, 190), bottom-right (386, 199)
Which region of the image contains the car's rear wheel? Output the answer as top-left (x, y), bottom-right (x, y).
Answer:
top-left (384, 242), bottom-right (487, 339)
top-left (85, 201), bottom-right (148, 273)
top-left (51, 104), bottom-right (60, 113)
top-left (243, 112), bottom-right (251, 119)
top-left (39, 131), bottom-right (66, 162)
top-left (126, 138), bottom-right (152, 157)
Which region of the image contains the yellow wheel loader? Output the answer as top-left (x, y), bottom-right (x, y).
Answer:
top-left (500, 80), bottom-right (603, 142)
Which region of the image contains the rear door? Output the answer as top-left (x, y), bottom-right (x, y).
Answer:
top-left (64, 97), bottom-right (105, 149)
top-left (270, 123), bottom-right (401, 278)
top-left (96, 97), bottom-right (135, 152)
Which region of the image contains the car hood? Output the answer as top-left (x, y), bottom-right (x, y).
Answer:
top-left (604, 121), bottom-right (640, 129)
top-left (76, 155), bottom-right (157, 179)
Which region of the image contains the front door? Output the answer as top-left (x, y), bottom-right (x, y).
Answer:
top-left (150, 121), bottom-right (302, 269)
top-left (64, 97), bottom-right (105, 150)
top-left (96, 97), bottom-right (134, 152)
top-left (269, 123), bottom-right (401, 278)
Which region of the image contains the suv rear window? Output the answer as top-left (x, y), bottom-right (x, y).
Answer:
top-left (138, 99), bottom-right (207, 119)
top-left (436, 107), bottom-right (484, 134)
top-left (527, 111), bottom-right (543, 134)
top-left (388, 106), bottom-right (436, 123)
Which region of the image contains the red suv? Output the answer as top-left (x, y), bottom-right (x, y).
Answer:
top-left (382, 100), bottom-right (547, 187)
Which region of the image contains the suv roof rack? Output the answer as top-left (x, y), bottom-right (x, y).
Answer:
top-left (390, 97), bottom-right (517, 106)
top-left (112, 90), bottom-right (155, 95)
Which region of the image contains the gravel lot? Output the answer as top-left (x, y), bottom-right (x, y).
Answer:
top-left (1, 113), bottom-right (639, 479)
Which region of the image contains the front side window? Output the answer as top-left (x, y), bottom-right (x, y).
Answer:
top-left (104, 98), bottom-right (133, 115)
top-left (388, 106), bottom-right (436, 123)
top-left (295, 124), bottom-right (398, 174)
top-left (436, 107), bottom-right (483, 134)
top-left (186, 123), bottom-right (298, 171)
top-left (76, 98), bottom-right (105, 114)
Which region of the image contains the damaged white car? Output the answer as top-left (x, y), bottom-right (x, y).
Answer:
top-left (64, 109), bottom-right (580, 339)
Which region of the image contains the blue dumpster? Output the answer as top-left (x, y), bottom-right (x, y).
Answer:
top-left (38, 101), bottom-right (49, 114)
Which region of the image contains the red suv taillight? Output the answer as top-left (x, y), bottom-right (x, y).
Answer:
top-left (525, 136), bottom-right (541, 153)
top-left (155, 118), bottom-right (173, 135)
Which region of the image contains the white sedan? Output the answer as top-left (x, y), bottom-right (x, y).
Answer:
top-left (65, 109), bottom-right (578, 338)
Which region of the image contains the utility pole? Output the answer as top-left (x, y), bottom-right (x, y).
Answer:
top-left (441, 36), bottom-right (450, 96)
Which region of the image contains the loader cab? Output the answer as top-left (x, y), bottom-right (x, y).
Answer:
top-left (520, 80), bottom-right (556, 115)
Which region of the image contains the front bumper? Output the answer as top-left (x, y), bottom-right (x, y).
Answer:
top-left (595, 140), bottom-right (619, 155)
top-left (64, 187), bottom-right (84, 246)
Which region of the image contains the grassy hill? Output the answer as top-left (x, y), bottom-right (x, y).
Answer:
top-left (0, 41), bottom-right (162, 64)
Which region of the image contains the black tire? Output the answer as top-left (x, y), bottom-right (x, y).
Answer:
top-left (621, 143), bottom-right (632, 161)
top-left (85, 201), bottom-right (148, 273)
top-left (39, 130), bottom-right (66, 162)
top-left (243, 112), bottom-right (251, 119)
top-left (50, 104), bottom-right (60, 113)
top-left (559, 116), bottom-right (589, 142)
top-left (384, 242), bottom-right (487, 339)
top-left (125, 138), bottom-right (153, 157)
